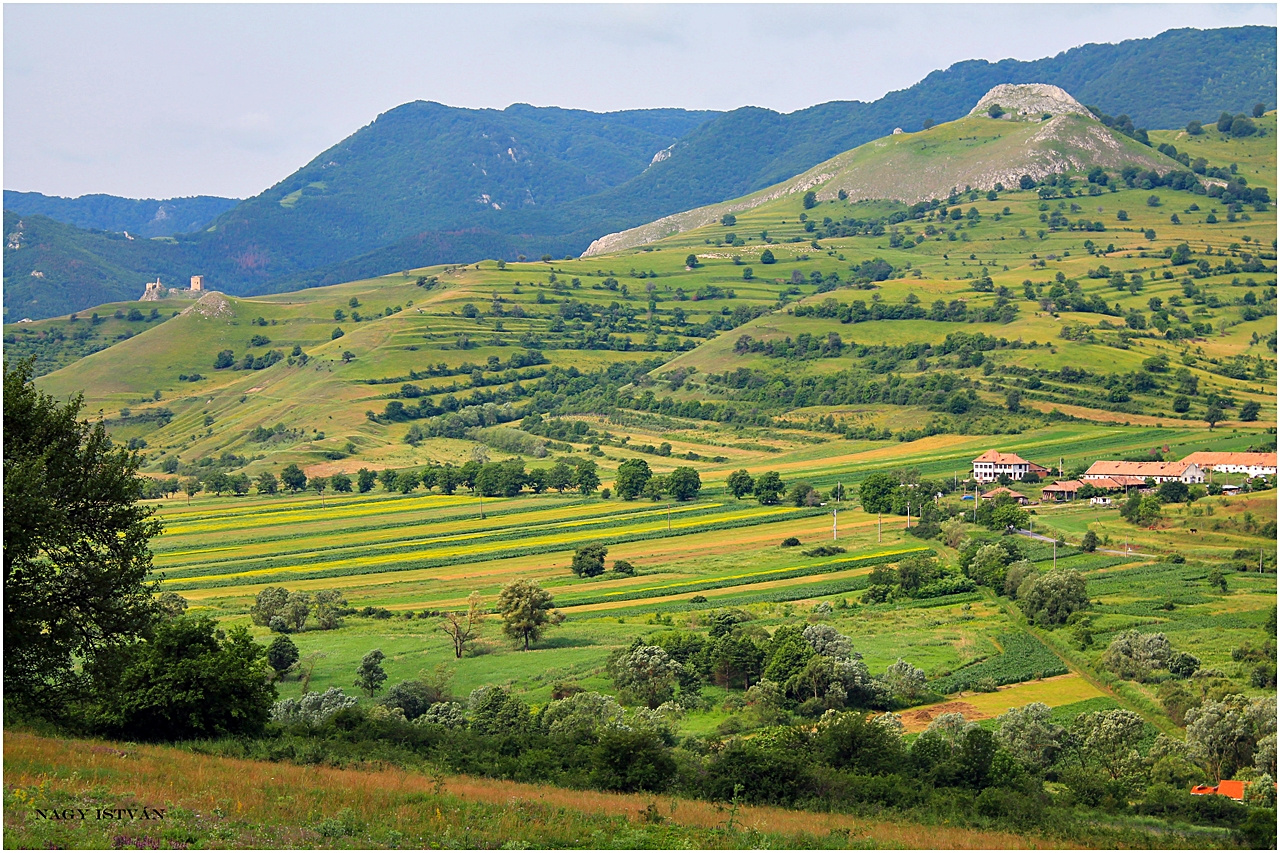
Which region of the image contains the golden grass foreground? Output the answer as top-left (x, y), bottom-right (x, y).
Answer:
top-left (3, 731), bottom-right (1066, 849)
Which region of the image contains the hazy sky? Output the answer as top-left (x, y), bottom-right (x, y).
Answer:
top-left (4, 3), bottom-right (1275, 200)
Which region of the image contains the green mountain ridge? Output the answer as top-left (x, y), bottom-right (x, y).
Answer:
top-left (4, 25), bottom-right (1274, 321)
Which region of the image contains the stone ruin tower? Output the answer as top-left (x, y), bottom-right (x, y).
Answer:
top-left (141, 278), bottom-right (166, 300)
top-left (190, 275), bottom-right (204, 292)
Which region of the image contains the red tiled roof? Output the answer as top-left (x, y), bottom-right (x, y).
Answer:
top-left (1190, 780), bottom-right (1248, 801)
top-left (1182, 451), bottom-right (1277, 469)
top-left (1041, 480), bottom-right (1083, 493)
top-left (981, 486), bottom-right (1022, 499)
top-left (972, 450), bottom-right (1031, 465)
top-left (1084, 460), bottom-right (1198, 479)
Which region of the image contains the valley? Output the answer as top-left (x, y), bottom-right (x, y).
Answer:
top-left (4, 81), bottom-right (1276, 850)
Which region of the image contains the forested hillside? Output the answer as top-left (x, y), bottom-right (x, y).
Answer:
top-left (2, 191), bottom-right (238, 238)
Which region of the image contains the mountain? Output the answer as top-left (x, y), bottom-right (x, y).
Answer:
top-left (3, 211), bottom-right (195, 321)
top-left (5, 25), bottom-right (1273, 320)
top-left (2, 191), bottom-right (238, 238)
top-left (14, 101), bottom-right (1275, 473)
top-left (586, 84), bottom-right (1182, 255)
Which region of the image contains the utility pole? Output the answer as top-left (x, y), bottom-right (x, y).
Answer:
top-left (832, 505), bottom-right (838, 540)
top-left (667, 504), bottom-right (672, 533)
top-left (1053, 537), bottom-right (1057, 570)
top-left (906, 502), bottom-right (911, 530)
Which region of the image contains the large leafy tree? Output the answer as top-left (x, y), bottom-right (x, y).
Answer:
top-left (4, 360), bottom-right (163, 714)
top-left (88, 616), bottom-right (275, 740)
top-left (614, 458), bottom-right (652, 500)
top-left (497, 579), bottom-right (563, 650)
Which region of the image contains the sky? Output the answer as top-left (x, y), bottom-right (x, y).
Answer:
top-left (4, 3), bottom-right (1276, 201)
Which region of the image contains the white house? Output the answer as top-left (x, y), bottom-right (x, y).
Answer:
top-left (971, 450), bottom-right (1049, 484)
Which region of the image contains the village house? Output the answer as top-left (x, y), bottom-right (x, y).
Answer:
top-left (1082, 460), bottom-right (1205, 485)
top-left (1180, 451), bottom-right (1277, 480)
top-left (971, 450), bottom-right (1049, 484)
top-left (980, 486), bottom-right (1029, 505)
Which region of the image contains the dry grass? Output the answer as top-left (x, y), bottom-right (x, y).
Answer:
top-left (4, 731), bottom-right (1066, 849)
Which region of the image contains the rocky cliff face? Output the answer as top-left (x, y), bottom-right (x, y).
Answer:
top-left (968, 83), bottom-right (1092, 119)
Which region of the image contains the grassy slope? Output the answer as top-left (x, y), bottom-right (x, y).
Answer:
top-left (3, 731), bottom-right (1060, 850)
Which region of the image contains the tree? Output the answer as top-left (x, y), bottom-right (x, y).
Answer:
top-left (1156, 480), bottom-right (1189, 503)
top-left (4, 360), bottom-right (164, 715)
top-left (666, 467), bottom-right (702, 501)
top-left (760, 249), bottom-right (776, 265)
top-left (1005, 389), bottom-right (1022, 412)
top-left (441, 591), bottom-right (486, 659)
top-left (684, 254), bottom-right (699, 268)
top-left (614, 458), bottom-right (652, 500)
top-left (1254, 103), bottom-right (1267, 118)
top-left (311, 475), bottom-right (328, 504)
top-left (1186, 120), bottom-right (1203, 135)
top-left (610, 644), bottom-right (684, 709)
top-left (1102, 630), bottom-right (1172, 680)
top-left (182, 477), bottom-right (201, 505)
top-left (283, 590), bottom-right (313, 632)
top-left (281, 463), bottom-right (307, 493)
top-left (330, 472), bottom-right (353, 493)
top-left (726, 469), bottom-right (755, 499)
top-left (1066, 709), bottom-right (1146, 781)
top-left (497, 579), bottom-right (562, 650)
top-left (90, 617), bottom-right (275, 742)
top-left (996, 702), bottom-right (1065, 772)
top-left (987, 103), bottom-right (1005, 119)
top-left (1082, 530), bottom-right (1099, 552)
top-left (255, 471), bottom-right (278, 495)
top-left (882, 658), bottom-right (926, 701)
top-left (858, 472), bottom-right (898, 514)
top-left (753, 471), bottom-right (785, 505)
top-left (155, 591), bottom-right (188, 619)
top-left (357, 468), bottom-right (377, 493)
top-left (1186, 695), bottom-right (1266, 780)
top-left (1209, 567), bottom-right (1228, 593)
top-left (1240, 401), bottom-right (1261, 422)
top-left (802, 191), bottom-right (818, 209)
top-left (571, 544), bottom-right (609, 578)
top-left (354, 649), bottom-right (388, 697)
top-left (1205, 404), bottom-right (1223, 430)
top-left (1017, 569), bottom-right (1088, 626)
top-left (249, 587), bottom-right (289, 627)
top-left (548, 460), bottom-right (574, 493)
top-left (313, 589), bottom-right (348, 630)
top-left (574, 459), bottom-right (600, 495)
top-left (266, 634), bottom-right (300, 678)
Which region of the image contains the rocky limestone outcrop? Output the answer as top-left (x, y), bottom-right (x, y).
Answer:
top-left (180, 291), bottom-right (233, 320)
top-left (969, 83), bottom-right (1092, 119)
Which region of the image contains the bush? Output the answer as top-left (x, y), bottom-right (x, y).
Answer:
top-left (780, 537), bottom-right (801, 547)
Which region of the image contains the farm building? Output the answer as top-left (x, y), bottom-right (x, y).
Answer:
top-left (1190, 780), bottom-right (1249, 801)
top-left (1041, 480), bottom-right (1082, 501)
top-left (1082, 460), bottom-right (1205, 485)
top-left (971, 450), bottom-right (1049, 484)
top-left (1041, 476), bottom-right (1140, 501)
top-left (980, 486), bottom-right (1029, 504)
top-left (1180, 451), bottom-right (1277, 479)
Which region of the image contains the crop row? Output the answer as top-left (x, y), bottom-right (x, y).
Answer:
top-left (556, 548), bottom-right (932, 608)
top-left (928, 631), bottom-right (1067, 694)
top-left (156, 501), bottom-right (725, 572)
top-left (162, 507), bottom-right (827, 591)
